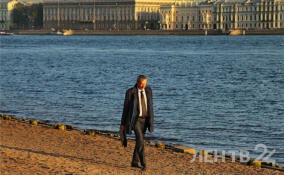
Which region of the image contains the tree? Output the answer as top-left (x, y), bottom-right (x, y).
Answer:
top-left (30, 4), bottom-right (43, 29)
top-left (10, 3), bottom-right (43, 29)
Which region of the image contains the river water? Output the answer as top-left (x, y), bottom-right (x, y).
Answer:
top-left (1, 35), bottom-right (284, 165)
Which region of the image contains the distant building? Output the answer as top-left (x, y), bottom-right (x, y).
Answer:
top-left (215, 0), bottom-right (284, 30)
top-left (160, 2), bottom-right (213, 30)
top-left (43, 0), bottom-right (171, 31)
top-left (160, 0), bottom-right (284, 30)
top-left (42, 0), bottom-right (284, 31)
top-left (0, 0), bottom-right (9, 30)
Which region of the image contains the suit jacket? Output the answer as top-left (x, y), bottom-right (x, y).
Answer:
top-left (121, 84), bottom-right (154, 134)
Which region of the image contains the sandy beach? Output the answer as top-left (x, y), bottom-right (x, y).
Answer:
top-left (0, 117), bottom-right (283, 175)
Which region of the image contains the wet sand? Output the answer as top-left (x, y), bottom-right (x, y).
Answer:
top-left (0, 118), bottom-right (283, 175)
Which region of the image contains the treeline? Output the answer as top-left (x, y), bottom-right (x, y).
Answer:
top-left (10, 3), bottom-right (43, 29)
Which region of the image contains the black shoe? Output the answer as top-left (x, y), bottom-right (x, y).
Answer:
top-left (131, 163), bottom-right (141, 168)
top-left (141, 165), bottom-right (147, 171)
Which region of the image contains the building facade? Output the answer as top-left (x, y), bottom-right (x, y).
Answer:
top-left (42, 0), bottom-right (284, 31)
top-left (215, 0), bottom-right (284, 30)
top-left (160, 0), bottom-right (284, 30)
top-left (43, 0), bottom-right (175, 30)
top-left (43, 0), bottom-right (134, 30)
top-left (160, 2), bottom-right (214, 30)
top-left (0, 0), bottom-right (10, 30)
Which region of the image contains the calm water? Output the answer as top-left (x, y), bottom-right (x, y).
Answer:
top-left (1, 35), bottom-right (284, 165)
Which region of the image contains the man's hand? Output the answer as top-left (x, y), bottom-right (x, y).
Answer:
top-left (120, 125), bottom-right (127, 147)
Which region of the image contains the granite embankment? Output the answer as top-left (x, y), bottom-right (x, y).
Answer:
top-left (0, 115), bottom-right (283, 175)
top-left (7, 29), bottom-right (284, 35)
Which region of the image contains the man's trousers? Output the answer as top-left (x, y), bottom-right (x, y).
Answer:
top-left (132, 117), bottom-right (146, 166)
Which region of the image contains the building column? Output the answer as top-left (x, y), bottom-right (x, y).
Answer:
top-left (171, 5), bottom-right (176, 30)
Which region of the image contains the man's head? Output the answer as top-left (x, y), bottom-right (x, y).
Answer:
top-left (136, 75), bottom-right (148, 90)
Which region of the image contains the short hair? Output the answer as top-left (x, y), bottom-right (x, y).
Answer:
top-left (137, 75), bottom-right (148, 82)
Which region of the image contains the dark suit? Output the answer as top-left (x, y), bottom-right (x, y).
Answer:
top-left (121, 84), bottom-right (154, 134)
top-left (121, 84), bottom-right (154, 167)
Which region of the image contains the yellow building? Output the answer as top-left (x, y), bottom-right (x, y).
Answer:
top-left (42, 0), bottom-right (284, 31)
top-left (43, 0), bottom-right (174, 31)
top-left (160, 1), bottom-right (214, 31)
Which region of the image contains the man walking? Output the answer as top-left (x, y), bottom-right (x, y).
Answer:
top-left (120, 75), bottom-right (154, 171)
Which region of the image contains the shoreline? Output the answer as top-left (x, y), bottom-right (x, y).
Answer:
top-left (1, 114), bottom-right (283, 174)
top-left (4, 29), bottom-right (284, 36)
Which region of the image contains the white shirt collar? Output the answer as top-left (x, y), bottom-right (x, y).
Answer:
top-left (137, 88), bottom-right (145, 93)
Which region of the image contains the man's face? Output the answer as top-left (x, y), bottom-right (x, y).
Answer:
top-left (137, 79), bottom-right (147, 90)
